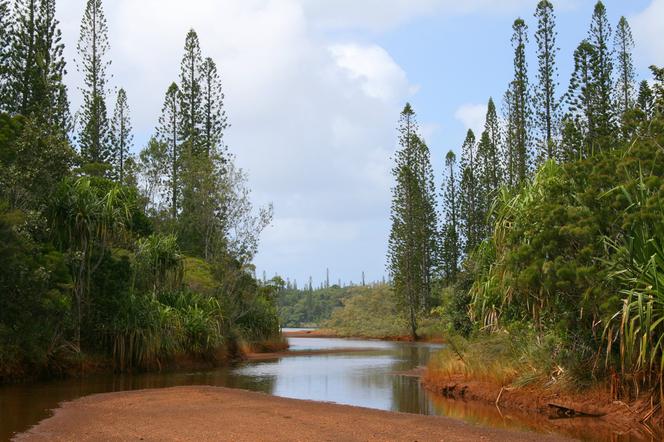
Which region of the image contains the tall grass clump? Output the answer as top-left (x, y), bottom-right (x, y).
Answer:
top-left (604, 174), bottom-right (664, 400)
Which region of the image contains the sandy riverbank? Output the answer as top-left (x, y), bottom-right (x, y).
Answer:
top-left (16, 386), bottom-right (571, 441)
top-left (422, 373), bottom-right (662, 439)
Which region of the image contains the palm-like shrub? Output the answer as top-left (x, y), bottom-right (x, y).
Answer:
top-left (604, 176), bottom-right (664, 398)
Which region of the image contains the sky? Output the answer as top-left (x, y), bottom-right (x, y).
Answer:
top-left (53, 0), bottom-right (664, 287)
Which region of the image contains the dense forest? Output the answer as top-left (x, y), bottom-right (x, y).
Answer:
top-left (381, 0), bottom-right (664, 406)
top-left (0, 0), bottom-right (281, 381)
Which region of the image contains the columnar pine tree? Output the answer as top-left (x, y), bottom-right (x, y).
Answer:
top-left (412, 133), bottom-right (440, 309)
top-left (651, 65), bottom-right (664, 116)
top-left (459, 129), bottom-right (481, 254)
top-left (588, 1), bottom-right (614, 144)
top-left (637, 80), bottom-right (654, 120)
top-left (564, 41), bottom-right (596, 159)
top-left (77, 0), bottom-right (112, 167)
top-left (8, 0), bottom-right (39, 115)
top-left (476, 131), bottom-right (492, 238)
top-left (6, 0), bottom-right (69, 132)
top-left (477, 98), bottom-right (502, 233)
top-left (157, 83), bottom-right (181, 219)
top-left (387, 103), bottom-right (437, 339)
top-left (533, 0), bottom-right (559, 162)
top-left (110, 88), bottom-right (133, 184)
top-left (502, 85), bottom-right (517, 187)
top-left (200, 57), bottom-right (228, 158)
top-left (179, 29), bottom-right (203, 153)
top-left (484, 97), bottom-right (501, 185)
top-left (441, 150), bottom-right (460, 283)
top-left (178, 145), bottom-right (225, 260)
top-left (38, 0), bottom-right (69, 134)
top-left (0, 0), bottom-right (12, 110)
top-left (614, 16), bottom-right (635, 125)
top-left (510, 18), bottom-right (530, 185)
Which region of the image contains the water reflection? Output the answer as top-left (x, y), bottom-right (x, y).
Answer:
top-left (0, 336), bottom-right (658, 442)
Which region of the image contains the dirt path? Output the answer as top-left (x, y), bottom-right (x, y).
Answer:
top-left (16, 386), bottom-right (571, 442)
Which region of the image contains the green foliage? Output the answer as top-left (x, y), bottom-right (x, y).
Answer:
top-left (324, 285), bottom-right (408, 338)
top-left (278, 285), bottom-right (353, 327)
top-left (0, 203), bottom-right (71, 381)
top-left (0, 114), bottom-right (74, 209)
top-left (467, 129), bottom-right (664, 389)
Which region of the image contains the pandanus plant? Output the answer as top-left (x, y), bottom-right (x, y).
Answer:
top-left (603, 174), bottom-right (664, 403)
top-left (49, 177), bottom-right (133, 351)
top-left (133, 233), bottom-right (184, 297)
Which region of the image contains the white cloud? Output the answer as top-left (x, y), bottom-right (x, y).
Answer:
top-left (454, 103), bottom-right (487, 137)
top-left (329, 44), bottom-right (416, 102)
top-left (631, 0), bottom-right (664, 67)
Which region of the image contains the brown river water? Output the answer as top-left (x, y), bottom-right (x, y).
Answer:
top-left (0, 333), bottom-right (657, 441)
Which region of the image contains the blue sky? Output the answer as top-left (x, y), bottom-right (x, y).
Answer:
top-left (54, 0), bottom-right (664, 287)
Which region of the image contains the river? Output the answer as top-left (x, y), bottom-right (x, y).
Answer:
top-left (0, 332), bottom-right (654, 441)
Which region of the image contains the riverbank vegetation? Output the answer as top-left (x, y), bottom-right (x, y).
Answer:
top-left (0, 0), bottom-right (280, 382)
top-left (383, 0), bottom-right (664, 421)
top-left (279, 283), bottom-right (446, 339)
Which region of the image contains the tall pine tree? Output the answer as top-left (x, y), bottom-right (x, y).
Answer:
top-left (387, 103), bottom-right (438, 339)
top-left (8, 0), bottom-right (38, 115)
top-left (502, 85), bottom-right (516, 187)
top-left (637, 80), bottom-right (654, 121)
top-left (37, 0), bottom-right (69, 135)
top-left (533, 0), bottom-right (559, 162)
top-left (412, 132), bottom-right (439, 309)
top-left (179, 29), bottom-right (203, 153)
top-left (509, 18), bottom-right (530, 185)
top-left (110, 88), bottom-right (133, 184)
top-left (157, 83), bottom-right (181, 219)
top-left (5, 0), bottom-right (68, 132)
top-left (77, 0), bottom-right (111, 167)
top-left (477, 98), bottom-right (502, 232)
top-left (201, 57), bottom-right (228, 158)
top-left (0, 0), bottom-right (12, 110)
top-left (459, 129), bottom-right (481, 254)
top-left (563, 41), bottom-right (596, 160)
top-left (441, 150), bottom-right (459, 283)
top-left (614, 16), bottom-right (635, 125)
top-left (588, 1), bottom-right (615, 144)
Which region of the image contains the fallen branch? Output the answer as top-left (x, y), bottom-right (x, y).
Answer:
top-left (548, 403), bottom-right (605, 418)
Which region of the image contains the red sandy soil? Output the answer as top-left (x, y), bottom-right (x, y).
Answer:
top-left (16, 386), bottom-right (572, 442)
top-left (422, 373), bottom-right (663, 439)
